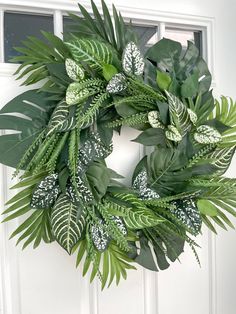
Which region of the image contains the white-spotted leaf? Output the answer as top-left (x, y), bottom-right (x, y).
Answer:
top-left (65, 58), bottom-right (85, 81)
top-left (148, 111), bottom-right (164, 129)
top-left (194, 125), bottom-right (222, 144)
top-left (122, 42), bottom-right (145, 75)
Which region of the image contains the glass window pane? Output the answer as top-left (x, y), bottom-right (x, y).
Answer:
top-left (4, 12), bottom-right (54, 62)
top-left (131, 25), bottom-right (157, 53)
top-left (164, 28), bottom-right (202, 55)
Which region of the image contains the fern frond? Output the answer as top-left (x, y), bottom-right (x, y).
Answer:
top-left (46, 132), bottom-right (69, 172)
top-left (13, 129), bottom-right (46, 177)
top-left (106, 113), bottom-right (148, 128)
top-left (78, 93), bottom-right (110, 128)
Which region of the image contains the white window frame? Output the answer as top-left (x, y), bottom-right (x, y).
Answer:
top-left (0, 2), bottom-right (217, 314)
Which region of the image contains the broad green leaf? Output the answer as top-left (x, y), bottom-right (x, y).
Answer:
top-left (0, 90), bottom-right (55, 168)
top-left (132, 128), bottom-right (166, 146)
top-left (147, 147), bottom-right (190, 196)
top-left (145, 38), bottom-right (182, 72)
top-left (156, 70), bottom-right (171, 91)
top-left (86, 160), bottom-right (111, 201)
top-left (197, 199), bottom-right (218, 216)
top-left (181, 72), bottom-right (199, 98)
top-left (102, 64), bottom-right (118, 81)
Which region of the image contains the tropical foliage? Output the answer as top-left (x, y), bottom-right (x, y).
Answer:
top-left (1, 0), bottom-right (236, 288)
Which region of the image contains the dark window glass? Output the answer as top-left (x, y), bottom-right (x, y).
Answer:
top-left (131, 25), bottom-right (157, 53)
top-left (4, 12), bottom-right (54, 62)
top-left (165, 28), bottom-right (202, 55)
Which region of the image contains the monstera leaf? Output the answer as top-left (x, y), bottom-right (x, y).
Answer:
top-left (145, 39), bottom-right (212, 97)
top-left (0, 90), bottom-right (55, 168)
top-left (147, 147), bottom-right (191, 196)
top-left (51, 194), bottom-right (86, 254)
top-left (66, 38), bottom-right (113, 71)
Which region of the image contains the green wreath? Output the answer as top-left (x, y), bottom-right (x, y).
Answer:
top-left (1, 0), bottom-right (236, 288)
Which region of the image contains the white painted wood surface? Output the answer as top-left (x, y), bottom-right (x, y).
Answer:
top-left (0, 1), bottom-right (236, 314)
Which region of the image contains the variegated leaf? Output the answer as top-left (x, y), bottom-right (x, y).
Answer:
top-left (47, 101), bottom-right (75, 136)
top-left (30, 173), bottom-right (60, 209)
top-left (66, 39), bottom-right (112, 71)
top-left (114, 194), bottom-right (163, 229)
top-left (67, 179), bottom-right (94, 204)
top-left (112, 216), bottom-right (127, 235)
top-left (170, 198), bottom-right (202, 235)
top-left (194, 125), bottom-right (222, 144)
top-left (67, 132), bottom-right (112, 204)
top-left (122, 42), bottom-right (145, 75)
top-left (148, 111), bottom-right (164, 129)
top-left (78, 132), bottom-right (112, 172)
top-left (65, 58), bottom-right (85, 81)
top-left (165, 125), bottom-right (182, 142)
top-left (91, 219), bottom-right (110, 252)
top-left (51, 194), bottom-right (86, 254)
top-left (66, 82), bottom-right (89, 106)
top-left (208, 147), bottom-right (235, 174)
top-left (187, 108), bottom-right (198, 125)
top-left (166, 91), bottom-right (191, 135)
top-left (106, 73), bottom-right (127, 94)
top-left (133, 169), bottom-right (160, 200)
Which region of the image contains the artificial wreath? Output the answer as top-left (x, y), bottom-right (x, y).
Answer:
top-left (1, 0), bottom-right (236, 289)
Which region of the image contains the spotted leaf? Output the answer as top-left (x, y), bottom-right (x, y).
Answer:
top-left (170, 198), bottom-right (202, 235)
top-left (187, 108), bottom-right (198, 125)
top-left (106, 73), bottom-right (127, 94)
top-left (194, 125), bottom-right (222, 144)
top-left (66, 82), bottom-right (89, 106)
top-left (91, 219), bottom-right (110, 252)
top-left (165, 125), bottom-right (182, 142)
top-left (65, 58), bottom-right (85, 81)
top-left (122, 42), bottom-right (145, 75)
top-left (133, 169), bottom-right (160, 200)
top-left (51, 194), bottom-right (86, 254)
top-left (148, 111), bottom-right (164, 129)
top-left (30, 173), bottom-right (60, 209)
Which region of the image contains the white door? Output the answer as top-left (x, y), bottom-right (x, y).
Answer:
top-left (0, 1), bottom-right (236, 314)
